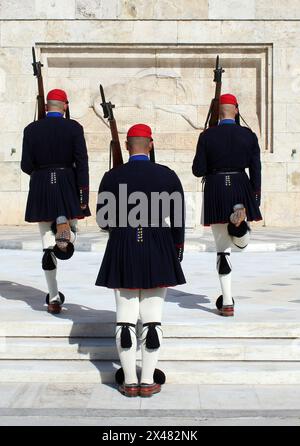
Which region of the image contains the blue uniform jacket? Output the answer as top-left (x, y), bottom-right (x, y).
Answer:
top-left (192, 124), bottom-right (261, 197)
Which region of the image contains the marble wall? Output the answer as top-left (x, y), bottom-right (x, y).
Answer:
top-left (0, 1), bottom-right (300, 226)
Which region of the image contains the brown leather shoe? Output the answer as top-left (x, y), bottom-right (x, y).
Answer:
top-left (140, 383), bottom-right (161, 398)
top-left (220, 305), bottom-right (234, 317)
top-left (47, 302), bottom-right (62, 314)
top-left (230, 205), bottom-right (246, 227)
top-left (55, 222), bottom-right (71, 251)
top-left (118, 383), bottom-right (140, 398)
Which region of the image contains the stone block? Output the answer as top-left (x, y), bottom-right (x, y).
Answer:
top-left (273, 78), bottom-right (300, 105)
top-left (256, 1), bottom-right (300, 19)
top-left (87, 149), bottom-right (110, 164)
top-left (287, 104), bottom-right (300, 132)
top-left (264, 192), bottom-right (300, 226)
top-left (273, 103), bottom-right (287, 133)
top-left (269, 132), bottom-right (300, 163)
top-left (117, 0), bottom-right (208, 20)
top-left (0, 132), bottom-right (22, 162)
top-left (175, 150), bottom-right (195, 163)
top-left (209, 0), bottom-right (255, 19)
top-left (0, 103), bottom-right (22, 132)
top-left (76, 0), bottom-right (117, 19)
top-left (1, 75), bottom-right (37, 103)
top-left (85, 133), bottom-right (111, 152)
top-left (178, 21), bottom-right (222, 44)
top-left (21, 171), bottom-right (30, 192)
top-left (0, 0), bottom-right (35, 19)
top-left (176, 132), bottom-right (199, 150)
top-left (287, 163), bottom-right (300, 192)
top-left (0, 48), bottom-right (23, 76)
top-left (262, 163), bottom-right (287, 193)
top-left (89, 161), bottom-right (109, 192)
top-left (1, 21), bottom-right (46, 47)
top-left (35, 0), bottom-right (76, 19)
top-left (0, 192), bottom-right (27, 225)
top-left (0, 162), bottom-right (21, 191)
top-left (155, 149), bottom-right (175, 163)
top-left (168, 162), bottom-right (197, 192)
top-left (220, 21), bottom-right (265, 43)
top-left (153, 133), bottom-right (176, 150)
top-left (264, 22), bottom-right (300, 47)
top-left (45, 20), bottom-right (134, 44)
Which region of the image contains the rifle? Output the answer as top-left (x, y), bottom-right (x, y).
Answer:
top-left (100, 84), bottom-right (123, 169)
top-left (32, 47), bottom-right (46, 120)
top-left (204, 56), bottom-right (225, 129)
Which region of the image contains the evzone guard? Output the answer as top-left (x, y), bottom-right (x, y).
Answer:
top-left (192, 93), bottom-right (262, 316)
top-left (96, 124), bottom-right (186, 398)
top-left (21, 89), bottom-right (90, 314)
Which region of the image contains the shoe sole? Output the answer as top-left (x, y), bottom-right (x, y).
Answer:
top-left (140, 388), bottom-right (161, 398)
top-left (47, 307), bottom-right (62, 314)
top-left (219, 311), bottom-right (234, 317)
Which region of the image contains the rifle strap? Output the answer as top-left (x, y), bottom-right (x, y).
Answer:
top-left (34, 98), bottom-right (38, 122)
top-left (239, 112), bottom-right (251, 130)
top-left (204, 99), bottom-right (213, 129)
top-left (109, 140), bottom-right (113, 170)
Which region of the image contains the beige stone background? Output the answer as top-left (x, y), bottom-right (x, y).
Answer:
top-left (0, 0), bottom-right (300, 227)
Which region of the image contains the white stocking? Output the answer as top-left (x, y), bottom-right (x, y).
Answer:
top-left (114, 289), bottom-right (140, 385)
top-left (139, 288), bottom-right (166, 384)
top-left (39, 222), bottom-right (58, 301)
top-left (211, 223), bottom-right (250, 306)
top-left (211, 224), bottom-right (233, 306)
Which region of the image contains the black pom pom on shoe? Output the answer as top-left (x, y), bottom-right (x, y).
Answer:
top-left (115, 367), bottom-right (166, 385)
top-left (228, 221), bottom-right (249, 238)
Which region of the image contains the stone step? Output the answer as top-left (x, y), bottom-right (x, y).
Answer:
top-left (1, 360), bottom-right (300, 384)
top-left (1, 321), bottom-right (300, 338)
top-left (1, 337), bottom-right (300, 361)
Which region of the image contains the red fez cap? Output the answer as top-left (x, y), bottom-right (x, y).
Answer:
top-left (127, 124), bottom-right (152, 139)
top-left (220, 93), bottom-right (238, 106)
top-left (47, 89), bottom-right (68, 103)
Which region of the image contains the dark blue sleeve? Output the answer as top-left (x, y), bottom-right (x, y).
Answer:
top-left (192, 131), bottom-right (207, 177)
top-left (170, 171), bottom-right (185, 248)
top-left (21, 128), bottom-right (34, 175)
top-left (73, 123), bottom-right (89, 206)
top-left (249, 133), bottom-right (262, 206)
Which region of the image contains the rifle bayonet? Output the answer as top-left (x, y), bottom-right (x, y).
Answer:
top-left (100, 84), bottom-right (115, 121)
top-left (99, 84), bottom-right (123, 169)
top-left (32, 47), bottom-right (43, 79)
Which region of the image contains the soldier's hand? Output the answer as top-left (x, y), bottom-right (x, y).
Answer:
top-left (80, 204), bottom-right (87, 210)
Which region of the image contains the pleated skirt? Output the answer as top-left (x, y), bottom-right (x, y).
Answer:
top-left (202, 172), bottom-right (262, 226)
top-left (25, 167), bottom-right (91, 222)
top-left (96, 227), bottom-right (186, 289)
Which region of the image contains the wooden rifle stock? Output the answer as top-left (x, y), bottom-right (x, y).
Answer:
top-left (32, 47), bottom-right (46, 120)
top-left (100, 85), bottom-right (123, 169)
top-left (204, 56), bottom-right (224, 129)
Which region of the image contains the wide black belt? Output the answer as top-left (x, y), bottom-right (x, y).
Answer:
top-left (209, 168), bottom-right (245, 175)
top-left (35, 164), bottom-right (73, 170)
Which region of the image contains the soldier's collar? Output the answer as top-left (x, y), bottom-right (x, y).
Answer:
top-left (129, 154), bottom-right (150, 161)
top-left (46, 112), bottom-right (64, 118)
top-left (219, 119), bottom-right (236, 125)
